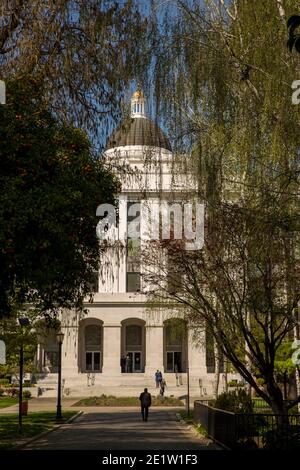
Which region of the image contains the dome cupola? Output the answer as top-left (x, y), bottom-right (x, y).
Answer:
top-left (106, 89), bottom-right (171, 152)
top-left (131, 89), bottom-right (146, 118)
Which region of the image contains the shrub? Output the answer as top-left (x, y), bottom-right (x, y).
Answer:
top-left (0, 388), bottom-right (4, 397)
top-left (6, 388), bottom-right (19, 398)
top-left (214, 389), bottom-right (253, 413)
top-left (23, 390), bottom-right (31, 399)
top-left (228, 379), bottom-right (245, 388)
top-left (0, 379), bottom-right (9, 387)
top-left (263, 425), bottom-right (300, 450)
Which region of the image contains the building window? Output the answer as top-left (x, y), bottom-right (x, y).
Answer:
top-left (85, 324), bottom-right (102, 372)
top-left (126, 325), bottom-right (142, 348)
top-left (126, 272), bottom-right (141, 292)
top-left (126, 202), bottom-right (141, 292)
top-left (124, 323), bottom-right (144, 373)
top-left (164, 320), bottom-right (187, 373)
top-left (85, 351), bottom-right (101, 371)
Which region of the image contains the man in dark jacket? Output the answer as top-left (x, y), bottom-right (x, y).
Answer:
top-left (139, 388), bottom-right (152, 422)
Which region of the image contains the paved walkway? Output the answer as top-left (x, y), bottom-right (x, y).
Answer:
top-left (23, 408), bottom-right (218, 450)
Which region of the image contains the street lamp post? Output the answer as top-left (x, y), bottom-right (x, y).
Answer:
top-left (56, 331), bottom-right (64, 421)
top-left (18, 317), bottom-right (30, 433)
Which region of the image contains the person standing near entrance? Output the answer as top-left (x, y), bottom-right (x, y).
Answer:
top-left (139, 388), bottom-right (152, 421)
top-left (120, 355), bottom-right (126, 373)
top-left (155, 370), bottom-right (160, 388)
top-left (125, 354), bottom-right (132, 373)
top-left (157, 370), bottom-right (162, 386)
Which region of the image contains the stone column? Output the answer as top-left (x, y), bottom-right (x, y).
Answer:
top-left (102, 324), bottom-right (121, 375)
top-left (118, 194), bottom-right (127, 293)
top-left (144, 325), bottom-right (164, 376)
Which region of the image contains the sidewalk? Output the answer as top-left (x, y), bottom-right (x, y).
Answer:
top-left (22, 408), bottom-right (219, 450)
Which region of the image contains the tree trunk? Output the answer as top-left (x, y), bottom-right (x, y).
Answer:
top-left (267, 381), bottom-right (288, 422)
top-left (223, 357), bottom-right (228, 393)
top-left (213, 346), bottom-right (220, 399)
top-left (283, 371), bottom-right (287, 400)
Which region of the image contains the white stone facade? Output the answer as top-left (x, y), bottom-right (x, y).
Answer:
top-left (36, 93), bottom-right (238, 398)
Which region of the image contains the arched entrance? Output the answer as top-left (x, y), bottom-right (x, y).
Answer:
top-left (121, 319), bottom-right (145, 373)
top-left (79, 319), bottom-right (103, 372)
top-left (163, 319), bottom-right (188, 373)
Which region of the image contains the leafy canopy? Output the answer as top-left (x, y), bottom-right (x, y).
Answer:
top-left (0, 78), bottom-right (119, 317)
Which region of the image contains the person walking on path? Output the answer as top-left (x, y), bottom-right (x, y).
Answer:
top-left (160, 377), bottom-right (167, 396)
top-left (139, 388), bottom-right (152, 422)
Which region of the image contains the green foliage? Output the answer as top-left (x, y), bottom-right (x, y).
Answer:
top-left (0, 79), bottom-right (119, 317)
top-left (0, 1), bottom-right (148, 143)
top-left (274, 341), bottom-right (297, 378)
top-left (195, 423), bottom-right (209, 438)
top-left (214, 390), bottom-right (254, 414)
top-left (73, 395), bottom-right (184, 407)
top-left (0, 397), bottom-right (18, 408)
top-left (228, 380), bottom-right (245, 387)
top-left (0, 379), bottom-right (9, 386)
top-left (263, 425), bottom-right (300, 450)
top-left (22, 390), bottom-right (31, 399)
top-left (145, 0), bottom-right (300, 416)
top-left (0, 411), bottom-right (76, 449)
top-left (0, 311), bottom-right (37, 375)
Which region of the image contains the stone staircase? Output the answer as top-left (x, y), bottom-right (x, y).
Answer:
top-left (35, 372), bottom-right (216, 398)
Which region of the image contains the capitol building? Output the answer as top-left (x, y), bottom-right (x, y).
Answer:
top-left (35, 91), bottom-right (237, 397)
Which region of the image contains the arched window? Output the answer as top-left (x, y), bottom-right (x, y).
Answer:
top-left (85, 324), bottom-right (102, 372)
top-left (126, 325), bottom-right (142, 349)
top-left (121, 320), bottom-right (145, 373)
top-left (164, 320), bottom-right (187, 373)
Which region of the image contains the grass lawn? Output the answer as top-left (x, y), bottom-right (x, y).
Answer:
top-left (0, 397), bottom-right (18, 409)
top-left (74, 395), bottom-right (184, 407)
top-left (0, 411), bottom-right (76, 449)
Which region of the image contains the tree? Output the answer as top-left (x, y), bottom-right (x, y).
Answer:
top-left (144, 200), bottom-right (300, 414)
top-left (0, 0), bottom-right (148, 143)
top-left (274, 341), bottom-right (299, 400)
top-left (0, 312), bottom-right (37, 380)
top-left (143, 0), bottom-right (300, 415)
top-left (0, 79), bottom-right (119, 318)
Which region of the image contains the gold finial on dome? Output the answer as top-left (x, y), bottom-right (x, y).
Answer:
top-left (132, 89), bottom-right (143, 99)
